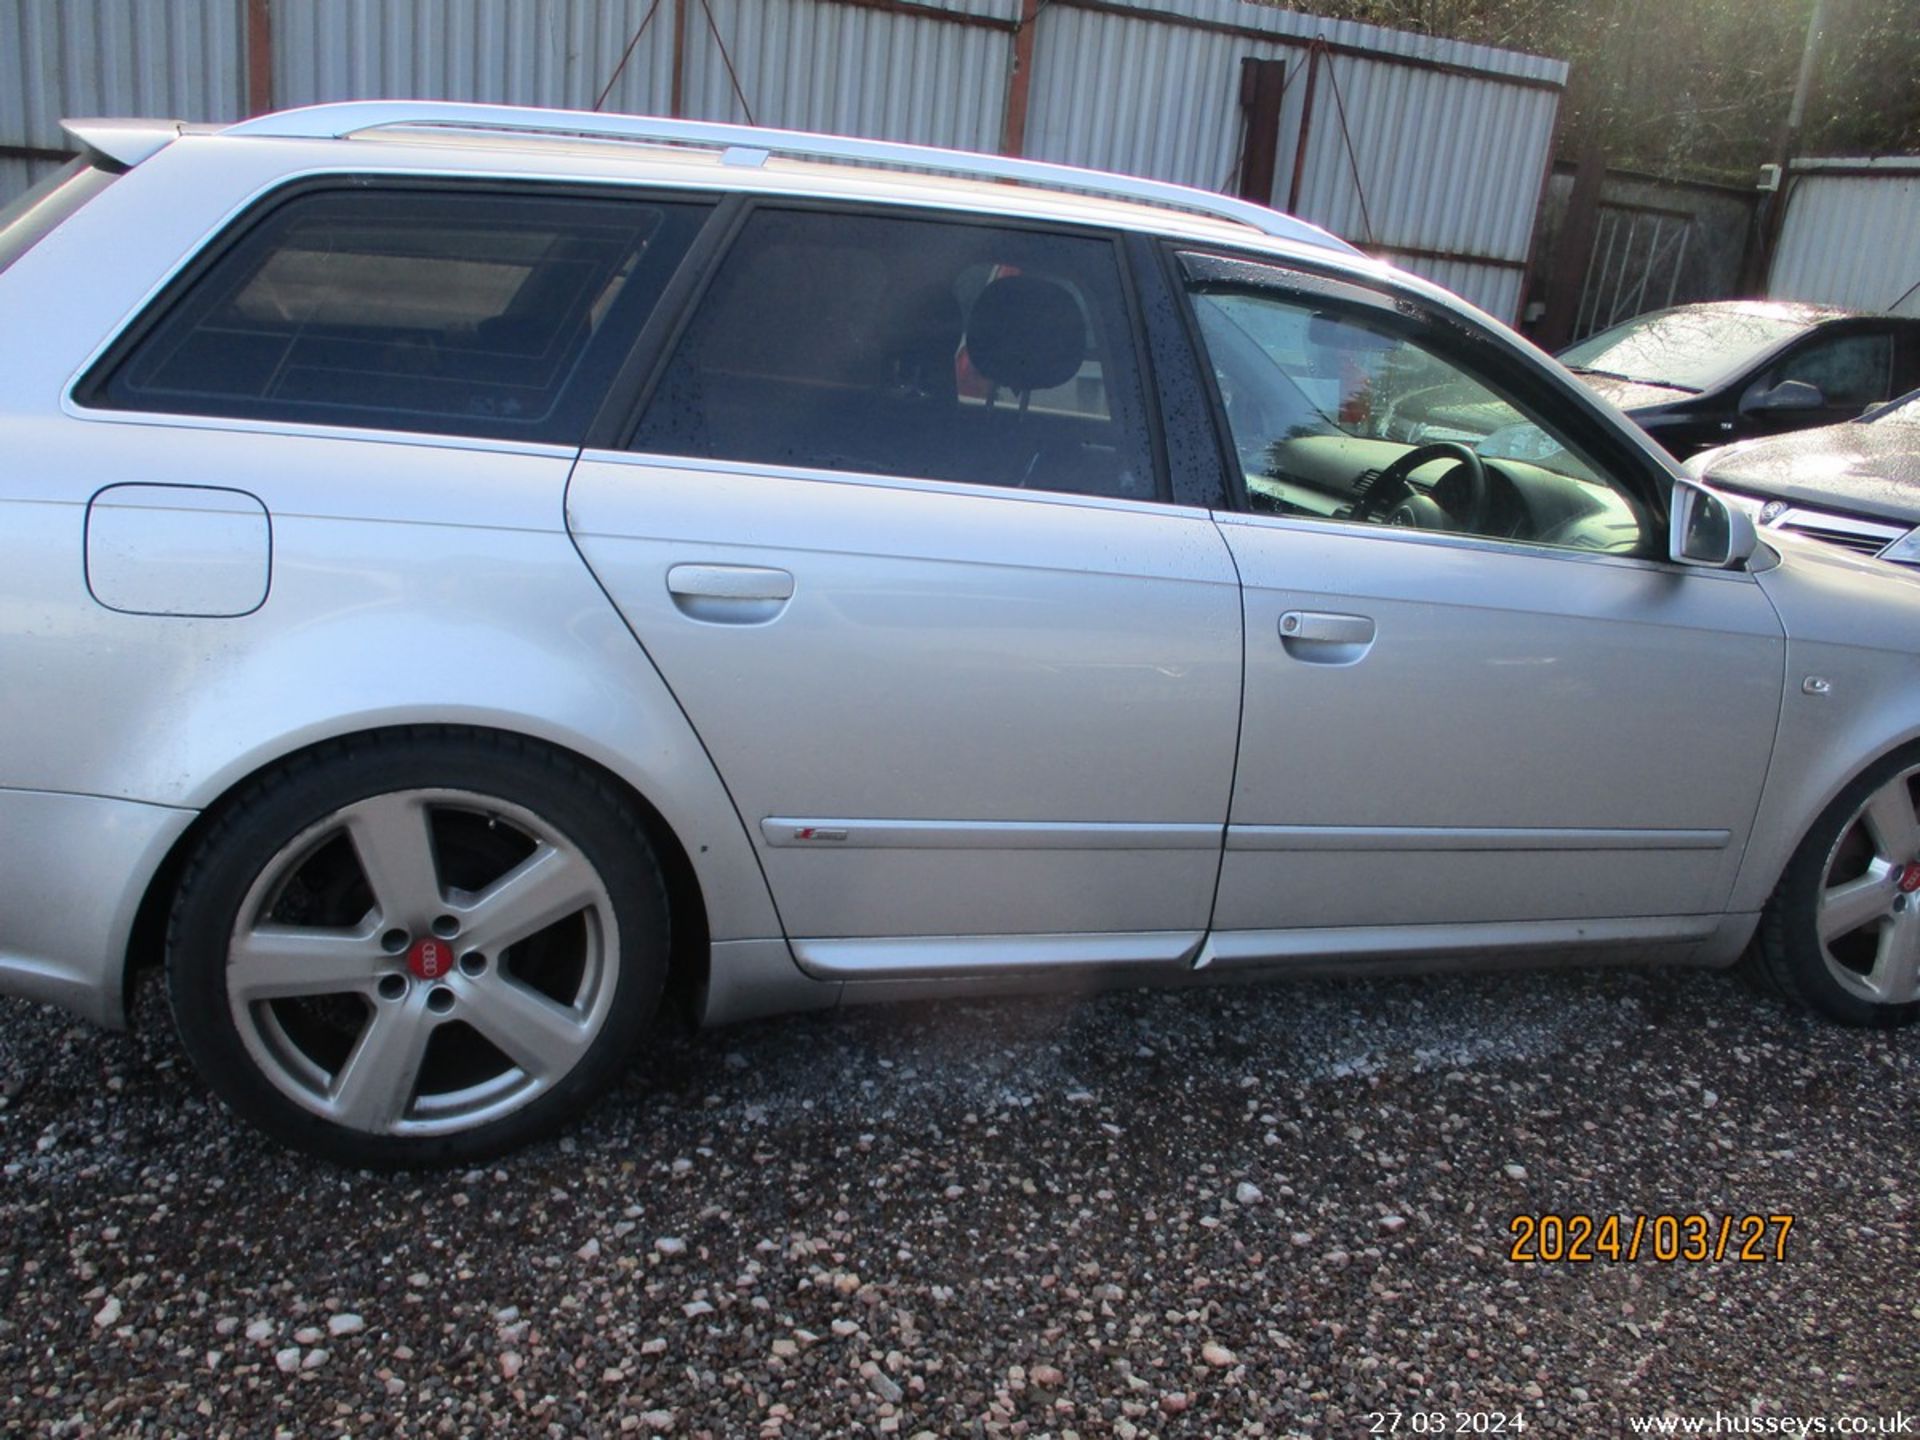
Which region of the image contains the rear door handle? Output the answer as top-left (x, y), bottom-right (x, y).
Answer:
top-left (1279, 609), bottom-right (1375, 662)
top-left (666, 564), bottom-right (794, 623)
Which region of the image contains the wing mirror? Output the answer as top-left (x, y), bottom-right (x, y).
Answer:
top-left (1741, 378), bottom-right (1824, 415)
top-left (1670, 476), bottom-right (1759, 569)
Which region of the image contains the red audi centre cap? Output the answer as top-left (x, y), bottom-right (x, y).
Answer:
top-left (408, 936), bottom-right (454, 981)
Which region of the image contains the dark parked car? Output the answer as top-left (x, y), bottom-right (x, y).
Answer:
top-left (1558, 301), bottom-right (1920, 459)
top-left (1692, 387), bottom-right (1920, 567)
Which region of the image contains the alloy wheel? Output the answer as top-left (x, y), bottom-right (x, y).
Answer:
top-left (1814, 764), bottom-right (1920, 1006)
top-left (225, 788), bottom-right (619, 1136)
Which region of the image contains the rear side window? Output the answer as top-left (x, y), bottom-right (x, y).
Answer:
top-left (631, 208), bottom-right (1158, 501)
top-left (82, 186), bottom-right (710, 444)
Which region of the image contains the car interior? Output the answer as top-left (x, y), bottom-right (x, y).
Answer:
top-left (630, 209), bottom-right (1157, 501)
top-left (1189, 284), bottom-right (1649, 555)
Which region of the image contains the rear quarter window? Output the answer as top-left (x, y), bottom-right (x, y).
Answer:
top-left (79, 184), bottom-right (710, 445)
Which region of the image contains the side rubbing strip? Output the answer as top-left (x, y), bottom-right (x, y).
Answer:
top-left (1226, 825), bottom-right (1731, 853)
top-left (762, 819), bottom-right (1222, 850)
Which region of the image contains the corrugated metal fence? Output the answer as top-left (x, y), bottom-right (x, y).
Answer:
top-left (0, 0), bottom-right (246, 208)
top-left (1770, 158), bottom-right (1920, 318)
top-left (1, 0), bottom-right (1566, 321)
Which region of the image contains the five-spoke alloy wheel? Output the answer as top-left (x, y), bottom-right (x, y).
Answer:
top-left (168, 731), bottom-right (668, 1166)
top-left (1754, 746), bottom-right (1920, 1026)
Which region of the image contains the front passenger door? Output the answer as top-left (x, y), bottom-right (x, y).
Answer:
top-left (1176, 254), bottom-right (1786, 964)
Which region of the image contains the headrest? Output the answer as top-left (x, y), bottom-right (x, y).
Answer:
top-left (965, 275), bottom-right (1086, 394)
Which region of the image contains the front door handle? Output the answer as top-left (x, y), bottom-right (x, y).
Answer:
top-left (666, 564), bottom-right (794, 623)
top-left (1279, 609), bottom-right (1375, 663)
top-left (1280, 610), bottom-right (1373, 644)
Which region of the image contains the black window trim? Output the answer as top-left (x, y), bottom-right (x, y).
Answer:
top-left (1126, 230), bottom-right (1235, 510)
top-left (595, 195), bottom-right (1175, 507)
top-left (72, 173), bottom-right (726, 448)
top-left (1164, 240), bottom-right (1679, 555)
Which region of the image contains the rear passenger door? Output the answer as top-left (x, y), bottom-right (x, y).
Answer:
top-left (568, 205), bottom-right (1243, 978)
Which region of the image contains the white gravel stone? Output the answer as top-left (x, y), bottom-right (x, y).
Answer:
top-left (92, 1297), bottom-right (121, 1329)
top-left (244, 1319), bottom-right (274, 1343)
top-left (273, 1347), bottom-right (301, 1374)
top-left (1504, 1163), bottom-right (1529, 1180)
top-left (326, 1312), bottom-right (364, 1337)
top-left (1234, 1182), bottom-right (1263, 1205)
top-left (498, 1351), bottom-right (524, 1380)
top-left (301, 1348), bottom-right (329, 1370)
top-left (1380, 1214), bottom-right (1408, 1233)
top-left (654, 1236), bottom-right (687, 1256)
top-left (1201, 1342), bottom-right (1235, 1368)
top-left (293, 1326), bottom-right (322, 1345)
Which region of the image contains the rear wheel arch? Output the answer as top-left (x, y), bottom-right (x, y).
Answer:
top-left (122, 723), bottom-right (711, 1028)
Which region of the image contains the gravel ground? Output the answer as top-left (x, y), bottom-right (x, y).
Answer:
top-left (1, 963), bottom-right (1916, 1438)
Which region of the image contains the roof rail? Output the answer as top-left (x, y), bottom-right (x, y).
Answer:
top-left (221, 101), bottom-right (1362, 257)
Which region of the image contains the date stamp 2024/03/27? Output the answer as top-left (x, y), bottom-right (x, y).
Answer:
top-left (1507, 1213), bottom-right (1793, 1263)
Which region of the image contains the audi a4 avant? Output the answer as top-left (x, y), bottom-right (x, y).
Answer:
top-left (6, 103), bottom-right (1920, 1166)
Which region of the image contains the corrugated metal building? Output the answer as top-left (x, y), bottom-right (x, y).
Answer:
top-left (1, 0), bottom-right (1567, 321)
top-left (1770, 157), bottom-right (1920, 318)
top-left (0, 0), bottom-right (246, 208)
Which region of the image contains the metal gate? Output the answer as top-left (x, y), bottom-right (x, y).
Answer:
top-left (1572, 200), bottom-right (1693, 341)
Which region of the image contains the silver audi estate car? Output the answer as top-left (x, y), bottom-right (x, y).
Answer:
top-left (6, 103), bottom-right (1920, 1166)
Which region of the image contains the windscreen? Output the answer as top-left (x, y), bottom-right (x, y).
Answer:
top-left (1560, 307), bottom-right (1811, 391)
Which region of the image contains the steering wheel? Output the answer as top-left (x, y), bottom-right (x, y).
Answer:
top-left (1358, 441), bottom-right (1489, 534)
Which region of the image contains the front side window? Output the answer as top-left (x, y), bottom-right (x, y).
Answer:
top-left (1185, 265), bottom-right (1647, 556)
top-left (1766, 331), bottom-right (1893, 409)
top-left (84, 187), bottom-right (710, 444)
top-left (631, 208), bottom-right (1157, 501)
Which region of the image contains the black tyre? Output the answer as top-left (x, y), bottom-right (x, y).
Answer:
top-left (167, 728), bottom-right (669, 1166)
top-left (1750, 744), bottom-right (1920, 1027)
